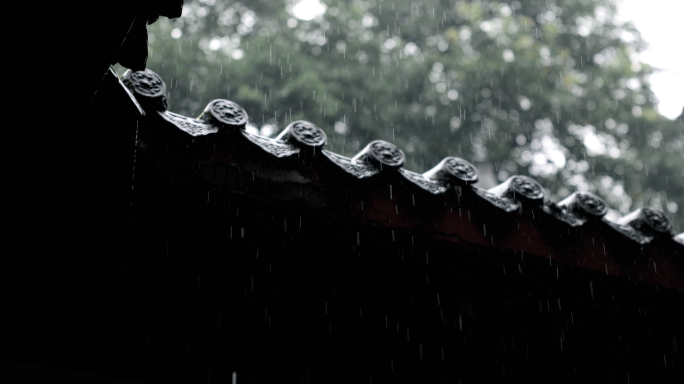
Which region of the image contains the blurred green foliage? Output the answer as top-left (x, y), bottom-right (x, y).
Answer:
top-left (125, 0), bottom-right (683, 231)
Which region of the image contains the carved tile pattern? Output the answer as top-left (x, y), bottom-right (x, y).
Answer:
top-left (511, 176), bottom-right (544, 200)
top-left (125, 69), bottom-right (166, 98)
top-left (473, 187), bottom-right (520, 212)
top-left (207, 99), bottom-right (248, 126)
top-left (159, 111), bottom-right (218, 136)
top-left (641, 207), bottom-right (673, 233)
top-left (290, 121), bottom-right (326, 147)
top-left (322, 150), bottom-right (378, 179)
top-left (369, 141), bottom-right (405, 167)
top-left (398, 169), bottom-right (447, 194)
top-left (576, 192), bottom-right (608, 216)
top-left (242, 130), bottom-right (299, 158)
top-left (445, 157), bottom-right (478, 182)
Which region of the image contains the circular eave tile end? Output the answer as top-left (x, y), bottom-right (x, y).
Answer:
top-left (368, 140), bottom-right (405, 168)
top-left (207, 99), bottom-right (249, 126)
top-left (575, 192), bottom-right (608, 217)
top-left (642, 207), bottom-right (673, 233)
top-left (510, 175), bottom-right (544, 200)
top-left (289, 121), bottom-right (327, 147)
top-left (124, 69), bottom-right (166, 98)
top-left (444, 157), bottom-right (478, 183)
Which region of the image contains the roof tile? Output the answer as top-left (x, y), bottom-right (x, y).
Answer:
top-left (123, 68), bottom-right (683, 287)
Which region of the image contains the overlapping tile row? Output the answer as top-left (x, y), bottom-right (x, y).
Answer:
top-left (119, 68), bottom-right (683, 287)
